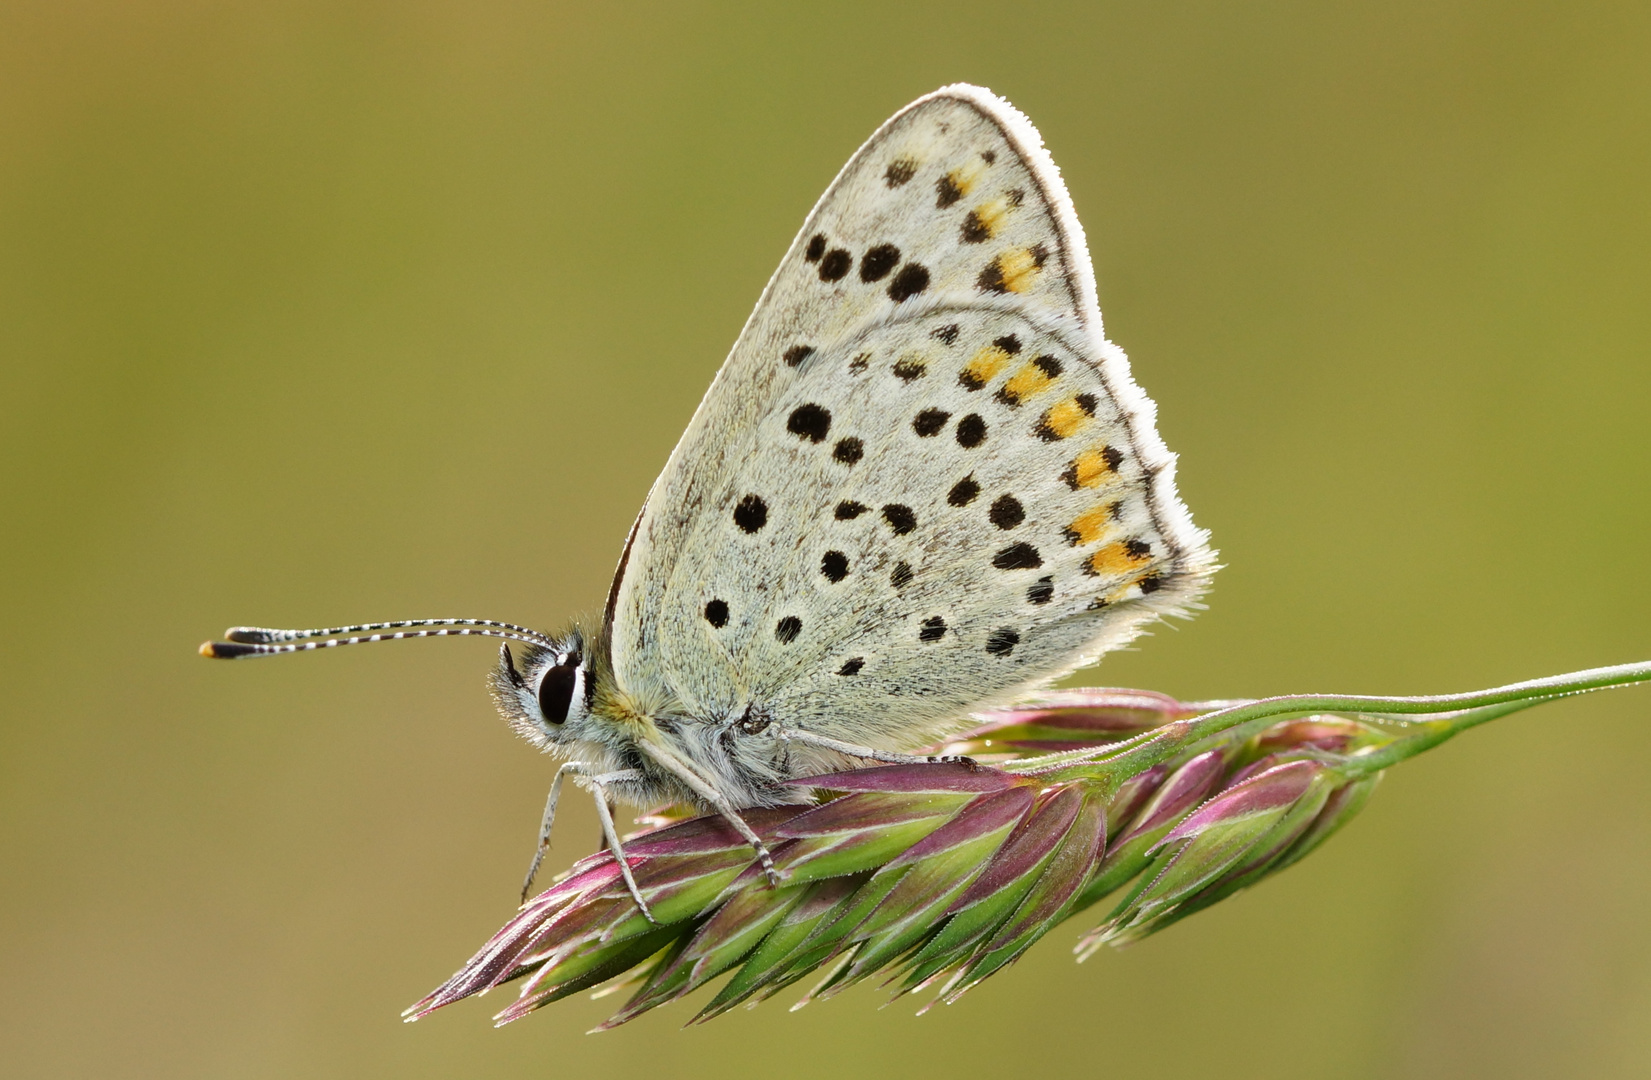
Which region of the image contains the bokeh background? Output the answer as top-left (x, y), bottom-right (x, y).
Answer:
top-left (4, 2), bottom-right (1650, 1077)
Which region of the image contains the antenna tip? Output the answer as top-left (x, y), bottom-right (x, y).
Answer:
top-left (200, 641), bottom-right (258, 659)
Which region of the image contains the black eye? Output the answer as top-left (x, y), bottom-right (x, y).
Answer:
top-left (536, 662), bottom-right (578, 725)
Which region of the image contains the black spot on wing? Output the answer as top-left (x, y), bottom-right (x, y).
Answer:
top-left (835, 500), bottom-right (867, 520)
top-left (890, 561), bottom-right (914, 588)
top-left (787, 404), bottom-right (831, 443)
top-left (837, 657), bottom-right (865, 676)
top-left (912, 408), bottom-right (950, 437)
top-left (833, 437), bottom-right (863, 465)
top-left (988, 494), bottom-right (1024, 530)
top-left (892, 358), bottom-right (926, 381)
top-left (820, 550), bottom-right (849, 583)
top-left (919, 616), bottom-right (947, 642)
top-left (1034, 355), bottom-right (1063, 378)
top-left (995, 335), bottom-right (1022, 354)
top-left (961, 209), bottom-right (991, 244)
top-left (947, 476), bottom-right (980, 506)
top-left (984, 627), bottom-right (1020, 656)
top-left (860, 244), bottom-right (900, 282)
top-left (931, 323), bottom-right (960, 345)
top-left (882, 504), bottom-right (917, 535)
top-left (704, 599), bottom-right (729, 627)
top-left (1027, 576), bottom-right (1054, 605)
top-left (784, 344), bottom-right (814, 367)
top-left (805, 234), bottom-right (826, 262)
top-left (884, 157), bottom-right (917, 187)
top-left (956, 414), bottom-right (987, 448)
top-left (887, 263), bottom-right (930, 302)
top-left (992, 542), bottom-right (1043, 570)
top-left (819, 249), bottom-right (852, 282)
top-left (775, 616), bottom-right (802, 644)
top-left (734, 494), bottom-right (768, 533)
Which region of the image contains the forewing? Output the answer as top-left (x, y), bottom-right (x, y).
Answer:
top-left (607, 85), bottom-right (1213, 743)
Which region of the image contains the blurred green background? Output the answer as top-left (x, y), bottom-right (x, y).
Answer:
top-left (3, 2), bottom-right (1649, 1077)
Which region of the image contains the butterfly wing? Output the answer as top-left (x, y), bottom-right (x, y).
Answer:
top-left (606, 84), bottom-right (1214, 748)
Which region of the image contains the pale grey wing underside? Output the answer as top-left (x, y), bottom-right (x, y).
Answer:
top-left (606, 84), bottom-right (1213, 745)
top-left (655, 303), bottom-right (1213, 747)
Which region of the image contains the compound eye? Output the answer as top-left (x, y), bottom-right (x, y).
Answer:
top-left (536, 663), bottom-right (577, 725)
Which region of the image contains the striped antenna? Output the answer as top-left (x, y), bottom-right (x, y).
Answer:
top-left (199, 618), bottom-right (556, 659)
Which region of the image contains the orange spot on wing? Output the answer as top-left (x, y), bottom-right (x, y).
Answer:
top-left (1065, 446), bottom-right (1121, 489)
top-left (978, 244), bottom-right (1050, 294)
top-left (998, 362), bottom-right (1058, 406)
top-left (1101, 571), bottom-right (1164, 606)
top-left (962, 197), bottom-right (1011, 242)
top-left (1087, 539), bottom-right (1154, 579)
top-left (1064, 503), bottom-right (1117, 546)
top-left (945, 163), bottom-right (984, 198)
top-left (1036, 393), bottom-right (1097, 440)
top-left (961, 345), bottom-right (1011, 389)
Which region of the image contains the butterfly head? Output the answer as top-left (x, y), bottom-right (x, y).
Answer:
top-left (491, 631), bottom-right (596, 749)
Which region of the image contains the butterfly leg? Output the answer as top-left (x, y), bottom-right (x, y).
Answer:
top-left (582, 770), bottom-right (656, 925)
top-left (521, 760), bottom-right (583, 903)
top-left (635, 740), bottom-right (785, 888)
top-left (776, 727), bottom-right (976, 767)
top-left (521, 763), bottom-right (655, 924)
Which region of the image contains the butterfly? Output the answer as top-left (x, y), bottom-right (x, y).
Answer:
top-left (201, 84), bottom-right (1216, 921)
